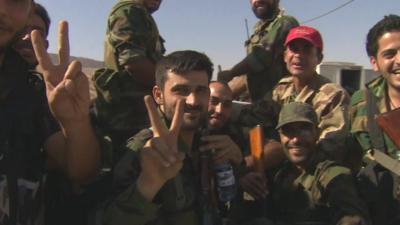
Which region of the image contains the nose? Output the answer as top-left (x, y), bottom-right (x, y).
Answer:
top-left (215, 102), bottom-right (223, 114)
top-left (185, 92), bottom-right (198, 106)
top-left (395, 50), bottom-right (400, 63)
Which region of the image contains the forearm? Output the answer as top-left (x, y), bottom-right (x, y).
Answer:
top-left (61, 117), bottom-right (100, 183)
top-left (124, 58), bottom-right (156, 88)
top-left (136, 172), bottom-right (166, 202)
top-left (229, 58), bottom-right (252, 78)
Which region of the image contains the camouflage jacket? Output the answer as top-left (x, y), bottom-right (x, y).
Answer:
top-left (272, 74), bottom-right (350, 161)
top-left (350, 76), bottom-right (398, 158)
top-left (100, 128), bottom-right (213, 225)
top-left (104, 0), bottom-right (165, 71)
top-left (0, 49), bottom-right (58, 225)
top-left (95, 0), bottom-right (165, 146)
top-left (271, 155), bottom-right (370, 225)
top-left (244, 10), bottom-right (298, 102)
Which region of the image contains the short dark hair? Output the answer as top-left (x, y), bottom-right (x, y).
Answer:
top-left (155, 50), bottom-right (213, 90)
top-left (33, 3), bottom-right (51, 36)
top-left (366, 14), bottom-right (400, 57)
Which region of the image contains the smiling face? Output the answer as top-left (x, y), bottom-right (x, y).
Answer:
top-left (0, 0), bottom-right (32, 52)
top-left (279, 121), bottom-right (318, 166)
top-left (154, 70), bottom-right (210, 131)
top-left (208, 82), bottom-right (233, 131)
top-left (370, 31), bottom-right (400, 92)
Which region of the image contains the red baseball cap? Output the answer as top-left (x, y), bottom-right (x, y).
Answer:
top-left (284, 25), bottom-right (323, 51)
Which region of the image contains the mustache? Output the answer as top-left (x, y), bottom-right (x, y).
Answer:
top-left (184, 105), bottom-right (202, 113)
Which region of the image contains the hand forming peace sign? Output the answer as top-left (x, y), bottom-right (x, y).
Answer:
top-left (31, 21), bottom-right (90, 124)
top-left (141, 95), bottom-right (185, 180)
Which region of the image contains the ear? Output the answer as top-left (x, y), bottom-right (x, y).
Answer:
top-left (318, 53), bottom-right (324, 64)
top-left (153, 85), bottom-right (163, 105)
top-left (370, 56), bottom-right (379, 72)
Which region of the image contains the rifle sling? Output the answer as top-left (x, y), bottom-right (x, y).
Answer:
top-left (366, 88), bottom-right (400, 176)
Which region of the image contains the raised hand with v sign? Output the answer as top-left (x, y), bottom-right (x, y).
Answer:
top-left (31, 21), bottom-right (90, 125)
top-left (31, 21), bottom-right (99, 183)
top-left (137, 95), bottom-right (186, 201)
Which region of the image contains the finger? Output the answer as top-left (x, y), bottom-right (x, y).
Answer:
top-left (58, 21), bottom-right (70, 66)
top-left (142, 145), bottom-right (171, 168)
top-left (150, 137), bottom-right (177, 164)
top-left (64, 60), bottom-right (82, 81)
top-left (144, 95), bottom-right (168, 137)
top-left (31, 30), bottom-right (52, 70)
top-left (169, 99), bottom-right (184, 137)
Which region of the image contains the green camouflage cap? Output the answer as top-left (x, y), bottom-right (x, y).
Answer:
top-left (276, 102), bottom-right (318, 129)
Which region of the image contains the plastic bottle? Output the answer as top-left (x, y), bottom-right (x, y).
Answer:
top-left (214, 162), bottom-right (236, 202)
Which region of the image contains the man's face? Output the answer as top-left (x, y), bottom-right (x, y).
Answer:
top-left (208, 83), bottom-right (233, 130)
top-left (13, 13), bottom-right (48, 66)
top-left (155, 70), bottom-right (210, 131)
top-left (0, 0), bottom-right (32, 50)
top-left (250, 0), bottom-right (278, 20)
top-left (284, 39), bottom-right (321, 81)
top-left (144, 0), bottom-right (162, 14)
top-left (279, 122), bottom-right (318, 166)
top-left (370, 31), bottom-right (400, 92)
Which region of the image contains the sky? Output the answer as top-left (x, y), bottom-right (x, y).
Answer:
top-left (35, 0), bottom-right (400, 70)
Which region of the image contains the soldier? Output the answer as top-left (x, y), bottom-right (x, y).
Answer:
top-left (238, 26), bottom-right (350, 163)
top-left (350, 14), bottom-right (400, 225)
top-left (218, 0), bottom-right (298, 102)
top-left (0, 0), bottom-right (100, 224)
top-left (99, 50), bottom-right (242, 225)
top-left (270, 102), bottom-right (370, 225)
top-left (205, 81), bottom-right (244, 167)
top-left (94, 0), bottom-right (165, 147)
top-left (13, 2), bottom-right (50, 68)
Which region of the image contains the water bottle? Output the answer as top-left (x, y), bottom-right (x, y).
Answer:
top-left (214, 162), bottom-right (237, 202)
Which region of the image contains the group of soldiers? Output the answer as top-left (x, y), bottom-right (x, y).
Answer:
top-left (1, 0), bottom-right (400, 225)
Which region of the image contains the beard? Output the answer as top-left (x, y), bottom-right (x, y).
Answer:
top-left (252, 3), bottom-right (278, 20)
top-left (163, 103), bottom-right (207, 131)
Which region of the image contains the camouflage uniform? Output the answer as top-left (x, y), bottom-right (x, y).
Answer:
top-left (94, 0), bottom-right (165, 146)
top-left (350, 76), bottom-right (397, 157)
top-left (99, 128), bottom-right (217, 225)
top-left (237, 74), bottom-right (350, 161)
top-left (350, 76), bottom-right (400, 225)
top-left (271, 74), bottom-right (350, 161)
top-left (244, 10), bottom-right (298, 102)
top-left (271, 154), bottom-right (370, 225)
top-left (0, 49), bottom-right (59, 225)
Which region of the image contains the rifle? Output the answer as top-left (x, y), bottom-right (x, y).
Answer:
top-left (200, 128), bottom-right (220, 225)
top-left (369, 108), bottom-right (400, 177)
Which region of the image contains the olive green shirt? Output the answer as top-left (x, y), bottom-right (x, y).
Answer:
top-left (100, 128), bottom-right (208, 225)
top-left (272, 158), bottom-right (370, 225)
top-left (350, 76), bottom-right (398, 159)
top-left (244, 10), bottom-right (298, 102)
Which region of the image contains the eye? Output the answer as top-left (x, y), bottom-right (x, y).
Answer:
top-left (173, 86), bottom-right (190, 96)
top-left (381, 49), bottom-right (396, 59)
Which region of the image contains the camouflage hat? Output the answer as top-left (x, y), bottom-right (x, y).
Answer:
top-left (276, 102), bottom-right (318, 129)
